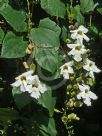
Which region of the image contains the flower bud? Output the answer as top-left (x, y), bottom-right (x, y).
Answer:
top-left (73, 84), bottom-right (78, 89)
top-left (62, 116), bottom-right (68, 123)
top-left (69, 76), bottom-right (75, 81)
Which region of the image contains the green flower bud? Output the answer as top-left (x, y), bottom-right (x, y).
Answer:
top-left (73, 84), bottom-right (78, 89)
top-left (67, 91), bottom-right (70, 95)
top-left (74, 101), bottom-right (83, 107)
top-left (67, 84), bottom-right (73, 89)
top-left (67, 99), bottom-right (74, 108)
top-left (68, 13), bottom-right (74, 21)
top-left (82, 53), bottom-right (89, 59)
top-left (86, 78), bottom-right (95, 86)
top-left (76, 77), bottom-right (82, 82)
top-left (66, 38), bottom-right (72, 43)
top-left (68, 113), bottom-right (80, 121)
top-left (71, 91), bottom-right (76, 97)
top-left (62, 116), bottom-right (68, 123)
top-left (69, 76), bottom-right (75, 81)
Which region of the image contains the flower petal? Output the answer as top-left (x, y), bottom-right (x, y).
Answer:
top-left (78, 25), bottom-right (88, 33)
top-left (74, 55), bottom-right (82, 62)
top-left (67, 61), bottom-right (74, 66)
top-left (89, 91), bottom-right (97, 100)
top-left (30, 91), bottom-right (41, 99)
top-left (77, 93), bottom-right (82, 99)
top-left (39, 84), bottom-right (47, 94)
top-left (83, 34), bottom-right (90, 42)
top-left (15, 70), bottom-right (33, 80)
top-left (63, 72), bottom-right (69, 79)
top-left (93, 66), bottom-right (101, 73)
top-left (68, 49), bottom-right (75, 56)
top-left (78, 84), bottom-right (85, 91)
top-left (11, 80), bottom-right (21, 87)
top-left (68, 67), bottom-right (74, 73)
top-left (71, 33), bottom-right (77, 39)
top-left (89, 71), bottom-right (95, 79)
top-left (67, 44), bottom-right (77, 49)
top-left (20, 84), bottom-right (27, 92)
top-left (83, 98), bottom-right (91, 106)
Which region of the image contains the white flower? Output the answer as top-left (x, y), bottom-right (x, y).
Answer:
top-left (77, 84), bottom-right (97, 106)
top-left (67, 43), bottom-right (88, 62)
top-left (60, 61), bottom-right (74, 79)
top-left (70, 25), bottom-right (89, 44)
top-left (11, 70), bottom-right (33, 92)
top-left (26, 75), bottom-right (47, 99)
top-left (83, 59), bottom-right (101, 79)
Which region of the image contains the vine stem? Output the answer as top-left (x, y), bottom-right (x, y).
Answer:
top-left (26, 0), bottom-right (32, 35)
top-left (70, 0), bottom-right (73, 13)
top-left (90, 15), bottom-right (92, 26)
top-left (70, 0), bottom-right (73, 8)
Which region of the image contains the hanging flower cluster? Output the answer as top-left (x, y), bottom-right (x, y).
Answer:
top-left (60, 25), bottom-right (101, 106)
top-left (11, 70), bottom-right (47, 99)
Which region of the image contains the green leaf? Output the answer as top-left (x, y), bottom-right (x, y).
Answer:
top-left (0, 0), bottom-right (8, 10)
top-left (31, 111), bottom-right (57, 136)
top-left (97, 8), bottom-right (102, 14)
top-left (35, 48), bottom-right (59, 73)
top-left (40, 118), bottom-right (57, 136)
top-left (0, 5), bottom-right (27, 32)
top-left (90, 25), bottom-right (98, 35)
top-left (80, 0), bottom-right (95, 13)
top-left (1, 32), bottom-right (28, 58)
top-left (0, 27), bottom-right (5, 44)
top-left (30, 18), bottom-right (61, 73)
top-left (12, 87), bottom-right (32, 109)
top-left (41, 0), bottom-right (66, 18)
top-left (38, 87), bottom-right (56, 116)
top-left (0, 108), bottom-right (18, 122)
top-left (30, 18), bottom-right (61, 49)
top-left (61, 26), bottom-right (68, 42)
top-left (72, 5), bottom-right (84, 24)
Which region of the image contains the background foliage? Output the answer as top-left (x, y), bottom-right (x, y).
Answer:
top-left (0, 0), bottom-right (102, 136)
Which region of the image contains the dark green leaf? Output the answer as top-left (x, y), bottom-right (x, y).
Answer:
top-left (40, 118), bottom-right (57, 136)
top-left (61, 26), bottom-right (68, 42)
top-left (30, 111), bottom-right (57, 136)
top-left (0, 27), bottom-right (5, 44)
top-left (0, 108), bottom-right (18, 122)
top-left (97, 8), bottom-right (102, 14)
top-left (12, 87), bottom-right (32, 109)
top-left (90, 25), bottom-right (98, 35)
